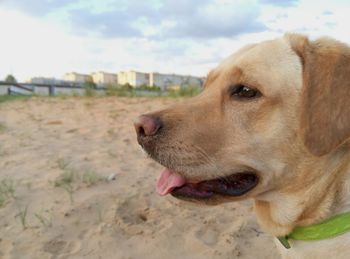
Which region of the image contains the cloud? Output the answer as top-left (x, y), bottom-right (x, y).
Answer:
top-left (6, 0), bottom-right (349, 83)
top-left (158, 1), bottom-right (267, 38)
top-left (0, 0), bottom-right (73, 16)
top-left (1, 0), bottom-right (267, 39)
top-left (67, 9), bottom-right (142, 38)
top-left (259, 0), bottom-right (298, 7)
top-left (322, 10), bottom-right (333, 15)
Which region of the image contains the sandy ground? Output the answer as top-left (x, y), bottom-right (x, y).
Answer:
top-left (0, 97), bottom-right (280, 259)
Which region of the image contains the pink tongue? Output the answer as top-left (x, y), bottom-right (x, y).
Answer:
top-left (156, 168), bottom-right (186, 196)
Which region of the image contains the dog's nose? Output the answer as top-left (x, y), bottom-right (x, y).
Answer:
top-left (134, 115), bottom-right (162, 139)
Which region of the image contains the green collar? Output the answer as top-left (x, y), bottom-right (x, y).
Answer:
top-left (277, 211), bottom-right (350, 249)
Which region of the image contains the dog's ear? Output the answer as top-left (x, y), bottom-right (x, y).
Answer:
top-left (287, 33), bottom-right (350, 156)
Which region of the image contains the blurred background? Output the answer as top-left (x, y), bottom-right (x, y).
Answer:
top-left (0, 0), bottom-right (348, 81)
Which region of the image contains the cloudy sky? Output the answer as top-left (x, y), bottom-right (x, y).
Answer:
top-left (0, 0), bottom-right (349, 81)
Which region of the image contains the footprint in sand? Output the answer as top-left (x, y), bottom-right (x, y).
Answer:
top-left (195, 227), bottom-right (219, 246)
top-left (43, 239), bottom-right (67, 255)
top-left (43, 238), bottom-right (82, 258)
top-left (116, 198), bottom-right (150, 226)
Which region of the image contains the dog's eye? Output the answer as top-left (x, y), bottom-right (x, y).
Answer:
top-left (230, 85), bottom-right (261, 99)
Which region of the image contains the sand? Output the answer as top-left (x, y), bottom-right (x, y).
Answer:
top-left (0, 97), bottom-right (280, 259)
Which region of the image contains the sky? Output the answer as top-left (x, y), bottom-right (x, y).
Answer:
top-left (0, 0), bottom-right (349, 81)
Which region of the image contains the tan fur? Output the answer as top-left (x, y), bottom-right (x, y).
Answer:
top-left (140, 34), bottom-right (350, 258)
top-left (288, 34), bottom-right (350, 156)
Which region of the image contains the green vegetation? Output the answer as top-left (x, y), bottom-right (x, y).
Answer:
top-left (54, 170), bottom-right (75, 203)
top-left (35, 211), bottom-right (52, 227)
top-left (57, 158), bottom-right (70, 170)
top-left (16, 205), bottom-right (28, 229)
top-left (54, 169), bottom-right (75, 187)
top-left (105, 83), bottom-right (120, 96)
top-left (138, 84), bottom-right (161, 92)
top-left (105, 83), bottom-right (136, 97)
top-left (169, 85), bottom-right (201, 97)
top-left (83, 80), bottom-right (97, 97)
top-left (4, 74), bottom-right (17, 84)
top-left (0, 178), bottom-right (15, 207)
top-left (0, 95), bottom-right (31, 104)
top-left (0, 82), bottom-right (200, 100)
top-left (0, 122), bottom-right (6, 134)
top-left (54, 162), bottom-right (105, 203)
top-left (82, 170), bottom-right (103, 186)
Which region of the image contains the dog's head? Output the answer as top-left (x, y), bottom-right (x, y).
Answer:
top-left (134, 34), bottom-right (350, 205)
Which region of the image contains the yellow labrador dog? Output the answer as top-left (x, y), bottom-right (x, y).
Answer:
top-left (134, 33), bottom-right (350, 259)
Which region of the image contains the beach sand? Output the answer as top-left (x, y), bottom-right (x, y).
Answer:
top-left (0, 97), bottom-right (279, 259)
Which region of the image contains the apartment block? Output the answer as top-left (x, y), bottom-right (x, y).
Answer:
top-left (117, 71), bottom-right (149, 87)
top-left (91, 72), bottom-right (118, 87)
top-left (27, 71), bottom-right (204, 91)
top-left (28, 77), bottom-right (66, 85)
top-left (149, 72), bottom-right (204, 90)
top-left (64, 72), bottom-right (92, 83)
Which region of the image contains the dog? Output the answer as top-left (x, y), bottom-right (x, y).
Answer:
top-left (134, 33), bottom-right (350, 259)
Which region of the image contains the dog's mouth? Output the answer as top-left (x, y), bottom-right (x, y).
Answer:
top-left (156, 168), bottom-right (258, 200)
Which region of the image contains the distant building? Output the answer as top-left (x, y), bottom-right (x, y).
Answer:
top-left (91, 72), bottom-right (118, 87)
top-left (187, 76), bottom-right (205, 87)
top-left (117, 71), bottom-right (149, 87)
top-left (28, 71), bottom-right (204, 90)
top-left (64, 72), bottom-right (92, 83)
top-left (149, 72), bottom-right (204, 90)
top-left (27, 77), bottom-right (69, 86)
